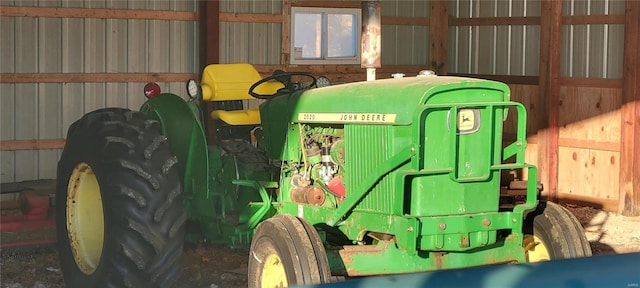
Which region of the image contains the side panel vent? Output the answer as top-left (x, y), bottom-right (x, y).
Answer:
top-left (344, 125), bottom-right (394, 213)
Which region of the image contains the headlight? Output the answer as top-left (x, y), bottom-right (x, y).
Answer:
top-left (186, 79), bottom-right (200, 99)
top-left (316, 76), bottom-right (331, 88)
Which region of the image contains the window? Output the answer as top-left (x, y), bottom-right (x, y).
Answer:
top-left (290, 7), bottom-right (361, 65)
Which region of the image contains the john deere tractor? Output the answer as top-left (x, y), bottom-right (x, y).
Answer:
top-left (55, 63), bottom-right (591, 287)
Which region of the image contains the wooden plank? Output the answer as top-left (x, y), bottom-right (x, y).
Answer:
top-left (255, 64), bottom-right (417, 74)
top-left (292, 1), bottom-right (361, 9)
top-left (537, 0), bottom-right (563, 202)
top-left (560, 78), bottom-right (623, 88)
top-left (0, 73), bottom-right (197, 83)
top-left (449, 14), bottom-right (623, 27)
top-left (558, 86), bottom-right (622, 145)
top-left (558, 138), bottom-right (620, 152)
top-left (219, 12), bottom-right (283, 23)
top-left (382, 16), bottom-right (429, 26)
top-left (557, 147), bottom-right (620, 204)
top-left (448, 73), bottom-right (538, 85)
top-left (509, 84), bottom-right (541, 136)
top-left (429, 0), bottom-right (447, 75)
top-left (0, 6), bottom-right (198, 21)
top-left (0, 139), bottom-right (65, 151)
top-left (450, 16), bottom-right (540, 26)
top-left (562, 14), bottom-right (625, 25)
top-left (619, 0), bottom-right (640, 215)
top-left (507, 135), bottom-right (620, 152)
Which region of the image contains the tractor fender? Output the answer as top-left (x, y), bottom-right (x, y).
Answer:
top-left (140, 93), bottom-right (212, 218)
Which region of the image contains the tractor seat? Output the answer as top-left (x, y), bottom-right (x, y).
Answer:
top-left (200, 63), bottom-right (284, 125)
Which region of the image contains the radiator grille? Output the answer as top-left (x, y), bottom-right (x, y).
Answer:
top-left (344, 125), bottom-right (394, 213)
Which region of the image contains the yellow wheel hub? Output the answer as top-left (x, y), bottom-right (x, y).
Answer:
top-left (524, 235), bottom-right (551, 262)
top-left (67, 163), bottom-right (105, 275)
top-left (261, 254), bottom-right (288, 288)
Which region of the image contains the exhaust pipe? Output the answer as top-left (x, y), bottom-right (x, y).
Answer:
top-left (361, 1), bottom-right (381, 81)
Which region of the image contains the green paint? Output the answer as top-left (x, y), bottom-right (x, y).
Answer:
top-left (141, 72), bottom-right (539, 275)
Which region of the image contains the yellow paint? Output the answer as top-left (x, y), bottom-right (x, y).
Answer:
top-left (67, 163), bottom-right (105, 275)
top-left (211, 109), bottom-right (262, 125)
top-left (457, 109), bottom-right (476, 131)
top-left (200, 63), bottom-right (282, 125)
top-left (200, 63), bottom-right (283, 101)
top-left (261, 254), bottom-right (288, 288)
top-left (523, 235), bottom-right (551, 262)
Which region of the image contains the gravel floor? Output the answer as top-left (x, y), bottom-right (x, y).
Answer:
top-left (1, 204), bottom-right (639, 288)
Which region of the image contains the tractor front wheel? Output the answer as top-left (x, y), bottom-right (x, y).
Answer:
top-left (248, 214), bottom-right (332, 287)
top-left (56, 108), bottom-right (185, 287)
top-left (524, 201), bottom-right (592, 262)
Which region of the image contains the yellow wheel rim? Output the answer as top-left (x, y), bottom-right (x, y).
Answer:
top-left (261, 254), bottom-right (288, 288)
top-left (524, 235), bottom-right (551, 262)
top-left (67, 163), bottom-right (105, 275)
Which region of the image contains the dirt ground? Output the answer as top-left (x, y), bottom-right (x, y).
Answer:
top-left (1, 204), bottom-right (639, 288)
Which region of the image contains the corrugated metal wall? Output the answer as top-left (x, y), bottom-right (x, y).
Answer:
top-left (381, 0), bottom-right (431, 65)
top-left (219, 0), bottom-right (282, 64)
top-left (448, 0), bottom-right (541, 76)
top-left (561, 0), bottom-right (625, 78)
top-left (448, 0), bottom-right (624, 78)
top-left (0, 0), bottom-right (198, 183)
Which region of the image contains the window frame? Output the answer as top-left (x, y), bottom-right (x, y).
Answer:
top-left (290, 7), bottom-right (362, 65)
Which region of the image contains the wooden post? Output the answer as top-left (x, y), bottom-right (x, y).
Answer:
top-left (619, 0), bottom-right (640, 216)
top-left (429, 0), bottom-right (448, 75)
top-left (537, 0), bottom-right (562, 202)
top-left (200, 0), bottom-right (219, 67)
top-left (200, 0), bottom-right (220, 142)
top-left (281, 0), bottom-right (291, 65)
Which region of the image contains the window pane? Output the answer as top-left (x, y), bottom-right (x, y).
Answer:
top-left (294, 13), bottom-right (322, 59)
top-left (327, 14), bottom-right (356, 58)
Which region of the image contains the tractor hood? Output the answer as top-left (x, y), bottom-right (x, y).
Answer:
top-left (292, 76), bottom-right (510, 125)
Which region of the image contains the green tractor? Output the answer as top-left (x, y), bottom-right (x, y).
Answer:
top-left (55, 63), bottom-right (591, 287)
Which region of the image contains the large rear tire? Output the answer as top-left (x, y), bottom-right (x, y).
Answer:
top-left (248, 214), bottom-right (332, 287)
top-left (56, 108), bottom-right (186, 287)
top-left (524, 201), bottom-right (592, 262)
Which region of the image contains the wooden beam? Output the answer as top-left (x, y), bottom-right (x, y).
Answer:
top-left (537, 0), bottom-right (563, 202)
top-left (200, 0), bottom-right (220, 143)
top-left (450, 16), bottom-right (540, 26)
top-left (0, 73), bottom-right (196, 83)
top-left (449, 73), bottom-right (538, 85)
top-left (200, 0), bottom-right (219, 67)
top-left (619, 0), bottom-right (640, 216)
top-left (448, 14), bottom-right (623, 27)
top-left (254, 64), bottom-right (434, 75)
top-left (0, 6), bottom-right (198, 21)
top-left (382, 16), bottom-right (429, 26)
top-left (218, 12), bottom-right (431, 27)
top-left (291, 1), bottom-right (361, 9)
top-left (219, 12), bottom-right (283, 23)
top-left (558, 138), bottom-right (620, 152)
top-left (429, 1), bottom-right (448, 75)
top-left (0, 139), bottom-right (65, 151)
top-left (559, 78), bottom-right (624, 89)
top-left (282, 0), bottom-right (291, 64)
top-left (562, 14), bottom-right (625, 25)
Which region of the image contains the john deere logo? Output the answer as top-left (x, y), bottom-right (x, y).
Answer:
top-left (455, 108), bottom-right (480, 134)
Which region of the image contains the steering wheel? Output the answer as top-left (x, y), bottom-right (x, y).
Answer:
top-left (249, 71), bottom-right (317, 99)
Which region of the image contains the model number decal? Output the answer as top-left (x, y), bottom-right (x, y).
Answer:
top-left (297, 113), bottom-right (396, 124)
